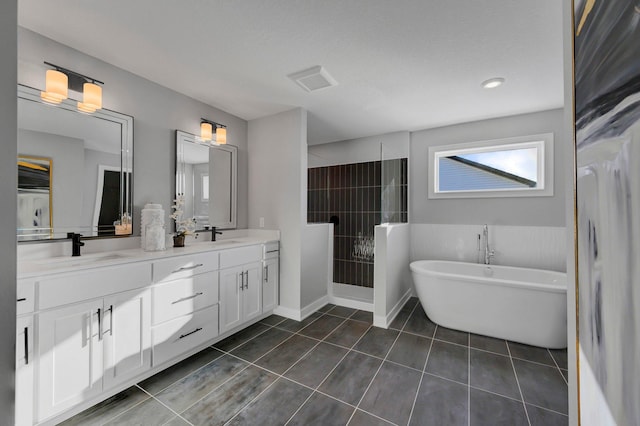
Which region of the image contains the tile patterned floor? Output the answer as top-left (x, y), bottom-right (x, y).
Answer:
top-left (62, 298), bottom-right (568, 426)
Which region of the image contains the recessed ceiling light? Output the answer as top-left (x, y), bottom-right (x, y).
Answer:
top-left (481, 78), bottom-right (505, 89)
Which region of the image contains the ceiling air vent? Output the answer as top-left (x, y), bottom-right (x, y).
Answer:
top-left (288, 66), bottom-right (338, 92)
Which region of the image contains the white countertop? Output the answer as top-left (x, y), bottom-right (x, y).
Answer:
top-left (18, 234), bottom-right (279, 278)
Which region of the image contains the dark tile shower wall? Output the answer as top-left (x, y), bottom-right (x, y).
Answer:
top-left (307, 159), bottom-right (408, 288)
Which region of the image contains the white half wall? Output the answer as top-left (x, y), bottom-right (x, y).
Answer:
top-left (248, 108), bottom-right (307, 314)
top-left (410, 224), bottom-right (566, 272)
top-left (300, 224), bottom-right (331, 317)
top-left (374, 224), bottom-right (411, 328)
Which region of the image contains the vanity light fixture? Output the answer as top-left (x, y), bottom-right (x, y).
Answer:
top-left (40, 69), bottom-right (68, 104)
top-left (41, 62), bottom-right (104, 113)
top-left (481, 77), bottom-right (505, 89)
top-left (78, 82), bottom-right (103, 113)
top-left (216, 126), bottom-right (227, 144)
top-left (200, 121), bottom-right (213, 141)
top-left (201, 119), bottom-right (227, 144)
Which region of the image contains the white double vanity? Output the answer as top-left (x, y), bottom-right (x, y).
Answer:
top-left (16, 234), bottom-right (279, 425)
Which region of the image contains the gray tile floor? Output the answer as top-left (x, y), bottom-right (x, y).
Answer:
top-left (62, 298), bottom-right (568, 426)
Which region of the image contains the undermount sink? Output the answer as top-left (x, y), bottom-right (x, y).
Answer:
top-left (34, 252), bottom-right (131, 267)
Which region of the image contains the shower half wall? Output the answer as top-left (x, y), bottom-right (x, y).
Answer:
top-left (307, 158), bottom-right (408, 287)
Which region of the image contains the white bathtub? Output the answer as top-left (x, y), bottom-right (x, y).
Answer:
top-left (409, 260), bottom-right (567, 349)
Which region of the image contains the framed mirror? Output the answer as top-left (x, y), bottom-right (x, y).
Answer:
top-left (175, 130), bottom-right (237, 230)
top-left (17, 84), bottom-right (133, 241)
top-left (428, 133), bottom-right (554, 199)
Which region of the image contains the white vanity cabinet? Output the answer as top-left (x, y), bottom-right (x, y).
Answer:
top-left (37, 299), bottom-right (105, 420)
top-left (103, 289), bottom-right (152, 389)
top-left (262, 242), bottom-right (279, 313)
top-left (20, 238), bottom-right (279, 425)
top-left (219, 245), bottom-right (263, 334)
top-left (35, 264), bottom-right (151, 422)
top-left (150, 252), bottom-right (220, 366)
top-left (16, 279), bottom-right (36, 426)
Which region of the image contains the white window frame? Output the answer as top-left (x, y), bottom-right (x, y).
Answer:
top-left (428, 133), bottom-right (554, 199)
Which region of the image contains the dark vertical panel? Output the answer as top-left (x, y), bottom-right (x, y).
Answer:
top-left (374, 161), bottom-right (381, 187)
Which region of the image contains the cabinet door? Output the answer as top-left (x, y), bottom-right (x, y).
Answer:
top-left (262, 258), bottom-right (279, 313)
top-left (103, 289), bottom-right (151, 390)
top-left (243, 262), bottom-right (263, 322)
top-left (16, 316), bottom-right (34, 426)
top-left (219, 266), bottom-right (243, 333)
top-left (38, 299), bottom-right (103, 422)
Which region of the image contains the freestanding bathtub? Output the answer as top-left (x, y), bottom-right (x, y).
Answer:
top-left (409, 260), bottom-right (567, 349)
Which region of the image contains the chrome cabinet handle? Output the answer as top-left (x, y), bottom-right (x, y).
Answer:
top-left (244, 271), bottom-right (249, 290)
top-left (239, 271), bottom-right (244, 292)
top-left (264, 265), bottom-right (269, 283)
top-left (179, 327), bottom-right (202, 339)
top-left (108, 305), bottom-right (114, 336)
top-left (24, 326), bottom-right (29, 365)
top-left (172, 292), bottom-right (204, 304)
top-left (172, 263), bottom-right (204, 273)
top-left (97, 308), bottom-right (103, 341)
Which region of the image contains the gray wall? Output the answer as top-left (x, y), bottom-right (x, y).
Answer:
top-left (0, 1), bottom-right (17, 422)
top-left (248, 108), bottom-right (307, 312)
top-left (410, 108), bottom-right (566, 226)
top-left (308, 131), bottom-right (410, 167)
top-left (18, 27), bottom-right (249, 234)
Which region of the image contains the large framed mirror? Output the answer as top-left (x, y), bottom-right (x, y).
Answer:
top-left (175, 130), bottom-right (237, 230)
top-left (17, 84), bottom-right (133, 241)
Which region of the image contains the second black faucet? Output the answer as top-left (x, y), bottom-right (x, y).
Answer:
top-left (67, 232), bottom-right (84, 256)
top-left (212, 226), bottom-right (223, 242)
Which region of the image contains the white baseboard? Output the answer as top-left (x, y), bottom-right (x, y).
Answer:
top-left (273, 295), bottom-right (331, 322)
top-left (373, 288), bottom-right (413, 329)
top-left (273, 305), bottom-right (302, 321)
top-left (328, 294), bottom-right (374, 312)
top-left (300, 295), bottom-right (330, 319)
top-left (274, 287), bottom-right (414, 325)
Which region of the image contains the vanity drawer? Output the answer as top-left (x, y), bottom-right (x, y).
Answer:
top-left (17, 279), bottom-right (36, 315)
top-left (38, 263), bottom-right (151, 310)
top-left (153, 252), bottom-right (219, 283)
top-left (152, 271), bottom-right (219, 325)
top-left (152, 304), bottom-right (219, 366)
top-left (219, 245), bottom-right (262, 269)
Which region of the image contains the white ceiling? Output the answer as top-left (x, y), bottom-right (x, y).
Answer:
top-left (17, 0), bottom-right (564, 145)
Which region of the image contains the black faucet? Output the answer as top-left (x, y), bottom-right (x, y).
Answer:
top-left (212, 226), bottom-right (223, 242)
top-left (67, 232), bottom-right (84, 257)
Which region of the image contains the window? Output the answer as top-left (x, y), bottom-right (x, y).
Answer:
top-left (201, 174), bottom-right (209, 201)
top-left (428, 133), bottom-right (553, 198)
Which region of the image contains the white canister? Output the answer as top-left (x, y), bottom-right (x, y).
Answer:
top-left (144, 223), bottom-right (166, 251)
top-left (141, 203), bottom-right (165, 250)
